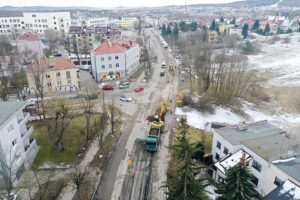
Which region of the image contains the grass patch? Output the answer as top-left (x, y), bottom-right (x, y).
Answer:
top-left (185, 127), bottom-right (213, 154)
top-left (32, 115), bottom-right (99, 168)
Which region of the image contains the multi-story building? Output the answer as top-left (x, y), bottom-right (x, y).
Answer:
top-left (16, 32), bottom-right (44, 59)
top-left (0, 101), bottom-right (38, 185)
top-left (0, 12), bottom-right (71, 38)
top-left (211, 121), bottom-right (300, 198)
top-left (71, 17), bottom-right (110, 28)
top-left (27, 57), bottom-right (80, 93)
top-left (91, 39), bottom-right (140, 82)
top-left (68, 26), bottom-right (121, 54)
top-left (110, 17), bottom-right (138, 29)
top-left (208, 31), bottom-right (219, 43)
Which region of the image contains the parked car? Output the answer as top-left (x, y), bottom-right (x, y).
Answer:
top-left (160, 71), bottom-right (165, 77)
top-left (119, 81), bottom-right (130, 89)
top-left (120, 95), bottom-right (132, 102)
top-left (102, 85), bottom-right (114, 90)
top-left (134, 86), bottom-right (144, 92)
top-left (85, 94), bottom-right (98, 100)
top-left (80, 65), bottom-right (90, 70)
top-left (161, 62), bottom-right (166, 68)
top-left (27, 98), bottom-right (37, 106)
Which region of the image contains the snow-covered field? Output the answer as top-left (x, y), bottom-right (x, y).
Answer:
top-left (248, 33), bottom-right (300, 87)
top-left (176, 101), bottom-right (300, 131)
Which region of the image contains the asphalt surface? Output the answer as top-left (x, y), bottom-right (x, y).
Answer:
top-left (93, 28), bottom-right (178, 200)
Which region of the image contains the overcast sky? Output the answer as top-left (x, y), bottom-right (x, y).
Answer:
top-left (0, 0), bottom-right (240, 8)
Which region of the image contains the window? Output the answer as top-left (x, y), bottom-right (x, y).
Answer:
top-left (12, 138), bottom-right (17, 146)
top-left (47, 82), bottom-right (52, 87)
top-left (108, 56), bottom-right (111, 60)
top-left (46, 74), bottom-right (50, 78)
top-left (66, 71), bottom-right (71, 79)
top-left (101, 57), bottom-right (104, 61)
top-left (252, 160), bottom-right (262, 172)
top-left (216, 141), bottom-right (221, 149)
top-left (109, 64), bottom-right (112, 68)
top-left (54, 22), bottom-right (56, 25)
top-left (32, 14), bottom-right (36, 17)
top-left (116, 63), bottom-right (119, 68)
top-left (223, 147), bottom-right (228, 155)
top-left (115, 56), bottom-right (118, 60)
top-left (101, 65), bottom-right (105, 69)
top-left (57, 81), bottom-right (62, 86)
top-left (251, 176), bottom-right (259, 186)
top-left (7, 124), bottom-right (15, 133)
top-left (274, 177), bottom-right (284, 186)
top-left (215, 153), bottom-right (220, 161)
top-left (56, 72), bottom-right (60, 76)
top-left (53, 16), bottom-right (56, 19)
top-left (67, 80), bottom-right (72, 84)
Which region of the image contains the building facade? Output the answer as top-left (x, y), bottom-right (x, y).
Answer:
top-left (16, 32), bottom-right (44, 59)
top-left (27, 57), bottom-right (80, 93)
top-left (71, 17), bottom-right (110, 28)
top-left (110, 17), bottom-right (138, 29)
top-left (0, 101), bottom-right (38, 185)
top-left (0, 12), bottom-right (71, 38)
top-left (91, 39), bottom-right (140, 82)
top-left (211, 121), bottom-right (300, 197)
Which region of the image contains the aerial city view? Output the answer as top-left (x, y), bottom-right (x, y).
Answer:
top-left (0, 0), bottom-right (300, 199)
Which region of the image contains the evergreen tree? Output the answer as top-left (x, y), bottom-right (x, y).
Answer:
top-left (252, 19), bottom-right (260, 31)
top-left (220, 16), bottom-right (224, 23)
top-left (264, 23), bottom-right (270, 35)
top-left (179, 21), bottom-right (188, 32)
top-left (191, 142), bottom-right (204, 161)
top-left (161, 23), bottom-right (167, 36)
top-left (215, 154), bottom-right (256, 200)
top-left (210, 19), bottom-right (216, 31)
top-left (166, 24), bottom-right (172, 35)
top-left (242, 23), bottom-right (249, 39)
top-left (230, 17), bottom-right (236, 25)
top-left (166, 118), bottom-right (208, 200)
top-left (173, 23), bottom-right (179, 37)
top-left (191, 21), bottom-right (198, 31)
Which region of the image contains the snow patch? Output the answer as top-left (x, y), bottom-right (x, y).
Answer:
top-left (272, 157), bottom-right (295, 164)
top-left (205, 185), bottom-right (219, 200)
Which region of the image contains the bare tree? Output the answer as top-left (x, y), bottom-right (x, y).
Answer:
top-left (83, 88), bottom-right (95, 146)
top-left (95, 92), bottom-right (108, 155)
top-left (48, 97), bottom-right (73, 152)
top-left (44, 29), bottom-right (59, 54)
top-left (107, 98), bottom-right (122, 136)
top-left (28, 59), bottom-right (46, 119)
top-left (0, 61), bottom-right (9, 101)
top-left (69, 167), bottom-right (87, 200)
top-left (0, 151), bottom-right (18, 200)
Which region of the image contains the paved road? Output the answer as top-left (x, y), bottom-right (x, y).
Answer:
top-left (94, 27), bottom-right (177, 200)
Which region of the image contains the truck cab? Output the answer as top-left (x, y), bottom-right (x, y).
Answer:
top-left (146, 127), bottom-right (160, 152)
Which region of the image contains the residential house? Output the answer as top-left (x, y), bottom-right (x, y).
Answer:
top-left (110, 17), bottom-right (138, 29)
top-left (90, 39), bottom-right (140, 82)
top-left (16, 32), bottom-right (44, 59)
top-left (212, 121), bottom-right (300, 197)
top-left (27, 57), bottom-right (80, 93)
top-left (0, 101), bottom-right (38, 185)
top-left (208, 31), bottom-right (219, 43)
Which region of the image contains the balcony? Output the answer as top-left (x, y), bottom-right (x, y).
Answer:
top-left (21, 126), bottom-right (33, 141)
top-left (24, 138), bottom-right (37, 155)
top-left (18, 112), bottom-right (30, 126)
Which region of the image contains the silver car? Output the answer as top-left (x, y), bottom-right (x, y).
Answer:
top-left (120, 95), bottom-right (132, 102)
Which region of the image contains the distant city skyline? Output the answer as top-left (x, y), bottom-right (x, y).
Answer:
top-left (0, 0), bottom-right (241, 8)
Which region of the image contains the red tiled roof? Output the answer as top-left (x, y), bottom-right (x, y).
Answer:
top-left (30, 57), bottom-right (76, 72)
top-left (17, 32), bottom-right (41, 41)
top-left (92, 40), bottom-right (137, 55)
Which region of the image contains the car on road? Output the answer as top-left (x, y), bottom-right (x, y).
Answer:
top-left (134, 86), bottom-right (144, 93)
top-left (85, 94), bottom-right (98, 100)
top-left (120, 95), bottom-right (132, 102)
top-left (80, 65), bottom-right (90, 70)
top-left (102, 85), bottom-right (114, 90)
top-left (119, 81), bottom-right (130, 89)
top-left (161, 62), bottom-right (166, 68)
top-left (160, 71), bottom-right (165, 77)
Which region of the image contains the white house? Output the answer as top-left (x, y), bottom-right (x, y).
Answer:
top-left (211, 121), bottom-right (300, 198)
top-left (16, 32), bottom-right (44, 59)
top-left (0, 101), bottom-right (39, 185)
top-left (91, 39), bottom-right (140, 82)
top-left (0, 12), bottom-right (71, 38)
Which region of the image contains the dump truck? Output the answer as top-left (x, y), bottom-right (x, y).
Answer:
top-left (146, 127), bottom-right (161, 152)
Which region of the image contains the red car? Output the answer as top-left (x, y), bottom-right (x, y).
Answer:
top-left (134, 86), bottom-right (144, 92)
top-left (102, 85), bottom-right (114, 90)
